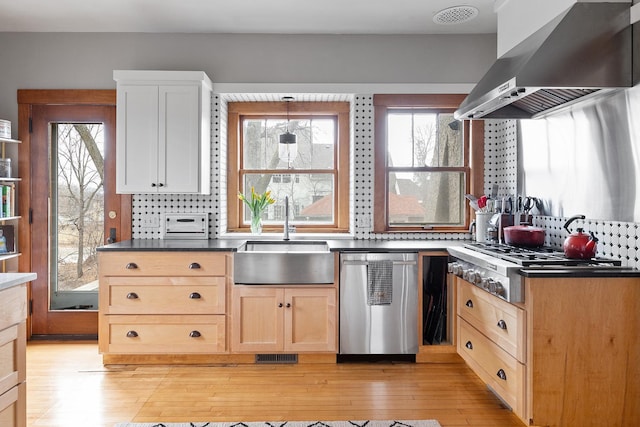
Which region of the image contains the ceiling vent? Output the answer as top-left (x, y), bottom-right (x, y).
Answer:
top-left (433, 6), bottom-right (479, 25)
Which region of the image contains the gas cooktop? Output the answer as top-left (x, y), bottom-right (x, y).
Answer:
top-left (464, 242), bottom-right (623, 267)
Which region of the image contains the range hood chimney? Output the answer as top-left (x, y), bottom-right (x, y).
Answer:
top-left (454, 2), bottom-right (633, 120)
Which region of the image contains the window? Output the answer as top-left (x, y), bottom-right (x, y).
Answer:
top-left (373, 94), bottom-right (483, 232)
top-left (228, 101), bottom-right (350, 233)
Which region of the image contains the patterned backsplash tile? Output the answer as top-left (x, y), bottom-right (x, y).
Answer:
top-left (130, 94), bottom-right (640, 269)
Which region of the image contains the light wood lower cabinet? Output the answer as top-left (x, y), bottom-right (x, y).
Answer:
top-left (457, 275), bottom-right (640, 427)
top-left (231, 286), bottom-right (337, 353)
top-left (524, 276), bottom-right (640, 427)
top-left (0, 284), bottom-right (27, 427)
top-left (99, 251), bottom-right (231, 358)
top-left (456, 278), bottom-right (526, 421)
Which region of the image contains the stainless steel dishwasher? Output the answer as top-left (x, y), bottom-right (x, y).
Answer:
top-left (339, 252), bottom-right (418, 354)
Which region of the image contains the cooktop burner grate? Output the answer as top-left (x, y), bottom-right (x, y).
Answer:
top-left (464, 242), bottom-right (622, 267)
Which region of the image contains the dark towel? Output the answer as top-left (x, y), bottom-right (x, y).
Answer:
top-left (367, 260), bottom-right (393, 305)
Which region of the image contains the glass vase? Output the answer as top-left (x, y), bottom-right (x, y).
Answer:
top-left (250, 214), bottom-right (263, 235)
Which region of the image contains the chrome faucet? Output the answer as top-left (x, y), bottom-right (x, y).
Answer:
top-left (283, 195), bottom-right (290, 241)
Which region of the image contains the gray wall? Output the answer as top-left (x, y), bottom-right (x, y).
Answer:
top-left (0, 32), bottom-right (496, 128)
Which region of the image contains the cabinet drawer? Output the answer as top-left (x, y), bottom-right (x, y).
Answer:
top-left (458, 318), bottom-right (525, 417)
top-left (0, 285), bottom-right (27, 331)
top-left (457, 280), bottom-right (525, 362)
top-left (104, 277), bottom-right (225, 314)
top-left (104, 315), bottom-right (226, 354)
top-left (0, 323), bottom-right (25, 396)
top-left (99, 252), bottom-right (228, 276)
top-left (0, 382), bottom-right (25, 427)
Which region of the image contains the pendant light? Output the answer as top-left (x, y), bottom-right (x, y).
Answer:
top-left (279, 96), bottom-right (297, 168)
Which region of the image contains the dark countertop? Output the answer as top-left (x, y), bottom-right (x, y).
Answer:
top-left (97, 238), bottom-right (467, 253)
top-left (97, 239), bottom-right (245, 252)
top-left (519, 267), bottom-right (640, 278)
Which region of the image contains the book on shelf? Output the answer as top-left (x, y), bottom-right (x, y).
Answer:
top-left (0, 224), bottom-right (15, 253)
top-left (0, 183), bottom-right (15, 218)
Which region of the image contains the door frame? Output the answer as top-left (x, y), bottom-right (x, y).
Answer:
top-left (17, 90), bottom-right (132, 337)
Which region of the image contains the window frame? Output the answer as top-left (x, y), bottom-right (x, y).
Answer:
top-left (227, 101), bottom-right (350, 233)
top-left (373, 94), bottom-right (484, 233)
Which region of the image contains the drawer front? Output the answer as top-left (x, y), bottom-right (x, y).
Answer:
top-left (105, 315), bottom-right (226, 354)
top-left (99, 252), bottom-right (228, 276)
top-left (0, 323), bottom-right (25, 396)
top-left (457, 280), bottom-right (525, 362)
top-left (458, 318), bottom-right (525, 417)
top-left (104, 277), bottom-right (226, 314)
top-left (0, 285), bottom-right (27, 331)
top-left (0, 382), bottom-right (24, 427)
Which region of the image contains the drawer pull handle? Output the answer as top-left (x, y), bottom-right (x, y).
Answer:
top-left (189, 330), bottom-right (202, 338)
top-left (126, 292), bottom-right (139, 299)
top-left (126, 330), bottom-right (138, 338)
top-left (497, 319), bottom-right (507, 330)
top-left (125, 262), bottom-right (138, 269)
top-left (465, 299), bottom-right (473, 308)
top-left (189, 262), bottom-right (201, 269)
top-left (189, 292), bottom-right (201, 299)
top-left (465, 341), bottom-right (473, 350)
top-left (496, 369), bottom-right (507, 381)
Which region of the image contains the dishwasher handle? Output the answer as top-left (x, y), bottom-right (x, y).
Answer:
top-left (341, 260), bottom-right (416, 266)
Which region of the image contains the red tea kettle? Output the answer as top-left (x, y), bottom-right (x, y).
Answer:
top-left (563, 214), bottom-right (598, 259)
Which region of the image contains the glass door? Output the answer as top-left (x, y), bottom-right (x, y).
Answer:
top-left (49, 123), bottom-right (104, 310)
top-left (25, 93), bottom-right (131, 337)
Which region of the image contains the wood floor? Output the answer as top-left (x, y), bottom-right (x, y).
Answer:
top-left (26, 341), bottom-right (524, 427)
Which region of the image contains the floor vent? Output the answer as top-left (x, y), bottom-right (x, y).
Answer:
top-left (255, 354), bottom-right (298, 364)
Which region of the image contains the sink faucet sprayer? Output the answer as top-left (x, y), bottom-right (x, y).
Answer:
top-left (284, 195), bottom-right (290, 241)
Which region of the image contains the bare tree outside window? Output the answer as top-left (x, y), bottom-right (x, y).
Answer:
top-left (53, 123), bottom-right (104, 292)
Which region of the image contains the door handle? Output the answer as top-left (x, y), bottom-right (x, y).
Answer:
top-left (107, 227), bottom-right (116, 244)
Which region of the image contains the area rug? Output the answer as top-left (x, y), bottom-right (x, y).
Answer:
top-left (114, 421), bottom-right (442, 427)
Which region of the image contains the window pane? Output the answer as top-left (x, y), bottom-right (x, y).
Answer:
top-left (51, 123), bottom-right (103, 310)
top-left (388, 171), bottom-right (465, 226)
top-left (387, 113), bottom-right (413, 167)
top-left (437, 113), bottom-right (463, 167)
top-left (387, 112), bottom-right (463, 168)
top-left (243, 118), bottom-right (335, 170)
top-left (242, 173), bottom-right (335, 225)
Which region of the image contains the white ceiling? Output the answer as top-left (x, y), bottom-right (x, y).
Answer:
top-left (0, 0), bottom-right (498, 34)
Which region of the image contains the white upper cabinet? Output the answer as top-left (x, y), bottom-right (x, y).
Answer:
top-left (114, 70), bottom-right (212, 194)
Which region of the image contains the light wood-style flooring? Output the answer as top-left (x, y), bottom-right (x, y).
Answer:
top-left (26, 342), bottom-right (524, 427)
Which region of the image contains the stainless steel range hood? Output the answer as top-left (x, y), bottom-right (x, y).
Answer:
top-left (454, 2), bottom-right (633, 120)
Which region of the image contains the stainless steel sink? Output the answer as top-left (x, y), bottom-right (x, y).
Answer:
top-left (234, 240), bottom-right (334, 284)
top-left (242, 240), bottom-right (329, 252)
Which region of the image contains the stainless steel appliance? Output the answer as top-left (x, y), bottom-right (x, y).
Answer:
top-left (339, 252), bottom-right (418, 355)
top-left (161, 213), bottom-right (208, 239)
top-left (448, 242), bottom-right (633, 303)
top-left (454, 2), bottom-right (632, 120)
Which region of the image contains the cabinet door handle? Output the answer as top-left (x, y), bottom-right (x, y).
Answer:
top-left (465, 341), bottom-right (473, 350)
top-left (286, 303), bottom-right (291, 308)
top-left (189, 330), bottom-right (201, 338)
top-left (497, 319), bottom-right (507, 330)
top-left (151, 183), bottom-right (157, 187)
top-left (126, 292), bottom-right (139, 299)
top-left (189, 262), bottom-right (201, 269)
top-left (496, 369), bottom-right (507, 381)
top-left (125, 262), bottom-right (138, 269)
top-left (278, 303), bottom-right (283, 308)
top-left (126, 330), bottom-right (139, 338)
top-left (189, 292), bottom-right (201, 299)
top-left (465, 299), bottom-right (473, 308)
top-left (158, 183), bottom-right (164, 187)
